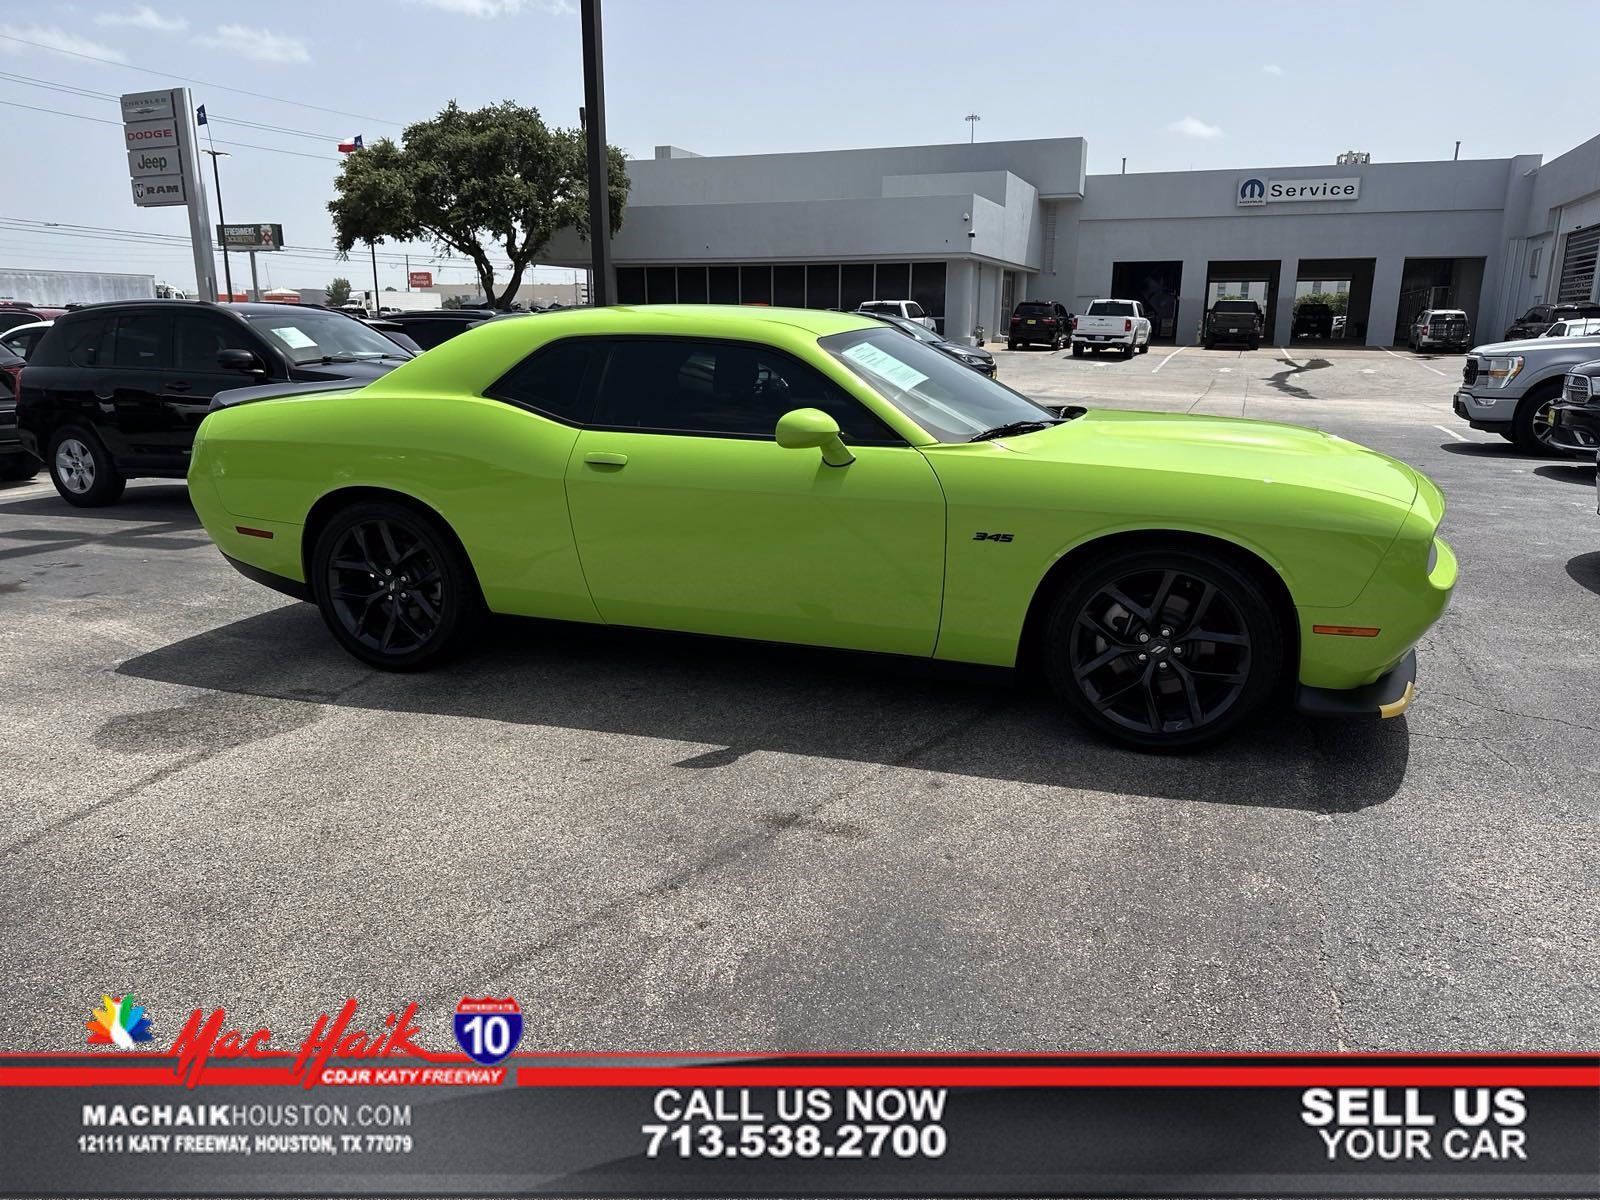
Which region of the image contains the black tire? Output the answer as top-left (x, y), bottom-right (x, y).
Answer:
top-left (1498, 431), bottom-right (1516, 442)
top-left (1120, 344), bottom-right (1135, 359)
top-left (1138, 340), bottom-right (1150, 354)
top-left (1511, 384), bottom-right (1563, 454)
top-left (1071, 344), bottom-right (1084, 357)
top-left (1007, 340), bottom-right (1017, 351)
top-left (0, 453), bottom-right (40, 481)
top-left (1203, 338), bottom-right (1214, 350)
top-left (310, 499), bottom-right (480, 670)
top-left (47, 426), bottom-right (124, 507)
top-left (1247, 341), bottom-right (1259, 351)
top-left (1043, 546), bottom-right (1286, 751)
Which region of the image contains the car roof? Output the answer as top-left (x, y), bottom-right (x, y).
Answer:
top-left (54, 299), bottom-right (315, 318)
top-left (606, 304), bottom-right (880, 337)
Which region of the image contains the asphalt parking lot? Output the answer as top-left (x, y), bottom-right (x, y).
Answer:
top-left (2, 340), bottom-right (1596, 1054)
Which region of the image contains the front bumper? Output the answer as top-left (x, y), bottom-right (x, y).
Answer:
top-left (1549, 402), bottom-right (1600, 453)
top-left (1453, 388), bottom-right (1515, 431)
top-left (1297, 650), bottom-right (1416, 719)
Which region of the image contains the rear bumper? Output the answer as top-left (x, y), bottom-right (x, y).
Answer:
top-left (1072, 333), bottom-right (1134, 346)
top-left (1296, 650), bottom-right (1416, 719)
top-left (221, 552), bottom-right (311, 602)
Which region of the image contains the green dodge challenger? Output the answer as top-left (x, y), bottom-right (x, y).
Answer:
top-left (189, 305), bottom-right (1456, 749)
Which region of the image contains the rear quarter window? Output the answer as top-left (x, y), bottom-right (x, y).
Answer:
top-left (486, 338), bottom-right (601, 424)
top-left (31, 315), bottom-right (113, 368)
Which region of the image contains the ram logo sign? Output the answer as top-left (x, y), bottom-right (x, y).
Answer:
top-left (1238, 176), bottom-right (1360, 207)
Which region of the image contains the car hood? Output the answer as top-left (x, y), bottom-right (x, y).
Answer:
top-left (1469, 335), bottom-right (1600, 356)
top-left (998, 409), bottom-right (1419, 504)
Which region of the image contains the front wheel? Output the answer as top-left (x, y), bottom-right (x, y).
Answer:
top-left (0, 453), bottom-right (40, 481)
top-left (48, 426), bottom-right (125, 507)
top-left (1512, 387), bottom-right (1562, 453)
top-left (310, 500), bottom-right (480, 670)
top-left (1044, 547), bottom-right (1285, 750)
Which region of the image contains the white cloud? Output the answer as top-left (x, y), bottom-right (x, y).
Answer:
top-left (0, 23), bottom-right (128, 62)
top-left (407, 0), bottom-right (575, 16)
top-left (95, 6), bottom-right (188, 32)
top-left (1261, 63), bottom-right (1283, 76)
top-left (195, 23), bottom-right (309, 64)
top-left (1169, 115), bottom-right (1224, 139)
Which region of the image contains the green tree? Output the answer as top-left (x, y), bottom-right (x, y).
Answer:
top-left (1296, 290), bottom-right (1349, 315)
top-left (326, 277), bottom-right (352, 307)
top-left (328, 101), bottom-right (628, 310)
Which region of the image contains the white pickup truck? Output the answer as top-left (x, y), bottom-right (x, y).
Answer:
top-left (1071, 299), bottom-right (1152, 358)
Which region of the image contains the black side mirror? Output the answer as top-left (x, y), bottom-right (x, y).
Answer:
top-left (217, 348), bottom-right (264, 375)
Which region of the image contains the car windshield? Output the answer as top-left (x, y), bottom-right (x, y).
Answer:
top-left (882, 316), bottom-right (942, 344)
top-left (243, 308), bottom-right (412, 364)
top-left (1213, 301), bottom-right (1257, 313)
top-left (822, 327), bottom-right (1054, 443)
top-left (1087, 301), bottom-right (1134, 316)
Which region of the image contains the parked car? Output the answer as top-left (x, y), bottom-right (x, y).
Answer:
top-left (1540, 317), bottom-right (1600, 339)
top-left (0, 344), bottom-right (41, 480)
top-left (1071, 299), bottom-right (1151, 358)
top-left (1502, 302), bottom-right (1600, 341)
top-left (16, 300), bottom-right (413, 506)
top-left (1202, 300), bottom-right (1264, 349)
top-left (0, 304), bottom-right (65, 334)
top-left (379, 308), bottom-right (498, 350)
top-left (866, 312), bottom-right (996, 377)
top-left (189, 305), bottom-right (1455, 750)
top-left (853, 299), bottom-right (935, 330)
top-left (1408, 309), bottom-right (1471, 353)
top-left (1451, 331), bottom-right (1600, 451)
top-left (1007, 300), bottom-right (1071, 350)
top-left (362, 319), bottom-right (423, 354)
top-left (0, 320), bottom-right (53, 359)
top-left (1548, 358), bottom-right (1600, 455)
top-left (1291, 302), bottom-right (1334, 340)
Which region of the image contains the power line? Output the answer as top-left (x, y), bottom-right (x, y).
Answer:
top-left (0, 31), bottom-right (402, 128)
top-left (0, 98), bottom-right (342, 161)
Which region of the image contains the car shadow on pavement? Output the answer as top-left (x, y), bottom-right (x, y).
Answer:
top-left (0, 487), bottom-right (204, 565)
top-left (1438, 441), bottom-right (1574, 462)
top-left (1533, 464), bottom-right (1597, 486)
top-left (1566, 552), bottom-right (1600, 597)
top-left (116, 604), bottom-right (1410, 812)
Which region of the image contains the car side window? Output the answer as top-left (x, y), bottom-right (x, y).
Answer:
top-left (57, 316), bottom-right (115, 368)
top-left (593, 338), bottom-right (900, 444)
top-left (486, 338), bottom-right (601, 424)
top-left (112, 311), bottom-right (171, 369)
top-left (173, 314), bottom-right (261, 374)
top-left (906, 302), bottom-right (925, 319)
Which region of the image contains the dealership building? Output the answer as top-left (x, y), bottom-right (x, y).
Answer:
top-left (546, 132), bottom-right (1600, 347)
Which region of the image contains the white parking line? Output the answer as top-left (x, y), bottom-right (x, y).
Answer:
top-left (1278, 346), bottom-right (1300, 367)
top-left (1151, 344), bottom-right (1189, 373)
top-left (1381, 346), bottom-right (1447, 377)
top-left (1433, 424), bottom-right (1468, 442)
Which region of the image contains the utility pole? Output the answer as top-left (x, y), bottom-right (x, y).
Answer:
top-left (405, 253), bottom-right (410, 292)
top-left (580, 0), bottom-right (613, 307)
top-left (370, 241), bottom-right (380, 312)
top-left (1453, 140), bottom-right (1461, 161)
top-left (965, 112), bottom-right (980, 143)
top-left (1121, 156), bottom-right (1126, 174)
top-left (200, 146), bottom-right (233, 300)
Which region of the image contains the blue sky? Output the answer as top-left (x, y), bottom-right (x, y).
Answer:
top-left (2, 0), bottom-right (1597, 294)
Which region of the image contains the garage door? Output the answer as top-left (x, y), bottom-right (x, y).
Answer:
top-left (1556, 226), bottom-right (1600, 304)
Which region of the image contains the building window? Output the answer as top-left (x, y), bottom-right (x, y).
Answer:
top-left (773, 264), bottom-right (805, 308)
top-left (874, 262), bottom-right (911, 301)
top-left (840, 264), bottom-right (874, 312)
top-left (616, 267), bottom-right (645, 305)
top-left (911, 263), bottom-right (947, 329)
top-left (805, 264), bottom-right (839, 310)
top-left (739, 265), bottom-right (771, 305)
top-left (645, 267), bottom-right (676, 304)
top-left (677, 266), bottom-right (708, 303)
top-left (709, 266), bottom-right (739, 304)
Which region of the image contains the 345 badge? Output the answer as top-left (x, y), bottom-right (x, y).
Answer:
top-left (453, 997), bottom-right (523, 1065)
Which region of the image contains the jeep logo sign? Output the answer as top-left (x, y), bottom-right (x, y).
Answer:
top-left (1238, 176), bottom-right (1360, 207)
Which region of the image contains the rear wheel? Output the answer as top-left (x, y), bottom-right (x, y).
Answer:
top-left (1138, 340), bottom-right (1150, 354)
top-left (1071, 344), bottom-right (1084, 357)
top-left (48, 426), bottom-right (124, 507)
top-left (1044, 546), bottom-right (1285, 750)
top-left (0, 453), bottom-right (39, 481)
top-left (311, 499), bottom-right (479, 670)
top-left (1007, 340), bottom-right (1017, 351)
top-left (1120, 344), bottom-right (1135, 359)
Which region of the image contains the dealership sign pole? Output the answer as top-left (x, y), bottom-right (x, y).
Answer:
top-left (122, 88), bottom-right (217, 300)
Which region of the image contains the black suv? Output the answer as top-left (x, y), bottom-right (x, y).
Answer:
top-left (380, 308), bottom-right (498, 350)
top-left (1007, 300), bottom-right (1071, 350)
top-left (1291, 302), bottom-right (1334, 340)
top-left (1502, 302), bottom-right (1600, 341)
top-left (18, 301), bottom-right (411, 506)
top-left (1202, 300), bottom-right (1264, 349)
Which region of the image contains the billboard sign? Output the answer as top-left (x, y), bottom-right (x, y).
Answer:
top-left (409, 270), bottom-right (433, 288)
top-left (217, 223), bottom-right (285, 251)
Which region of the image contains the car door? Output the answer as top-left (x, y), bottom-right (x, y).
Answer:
top-left (563, 336), bottom-right (946, 655)
top-left (171, 311), bottom-right (282, 441)
top-left (98, 309), bottom-right (174, 466)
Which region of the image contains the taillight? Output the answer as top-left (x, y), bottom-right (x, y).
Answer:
top-left (1010, 314), bottom-right (1020, 324)
top-left (1124, 318), bottom-right (1132, 332)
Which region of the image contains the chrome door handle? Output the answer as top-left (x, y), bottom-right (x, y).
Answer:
top-left (583, 452), bottom-right (628, 467)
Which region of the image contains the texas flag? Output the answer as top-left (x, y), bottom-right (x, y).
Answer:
top-left (337, 135), bottom-right (364, 153)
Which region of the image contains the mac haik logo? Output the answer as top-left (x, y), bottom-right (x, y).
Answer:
top-left (167, 999), bottom-right (425, 1088)
top-left (1238, 177), bottom-right (1267, 206)
top-left (87, 994), bottom-right (154, 1048)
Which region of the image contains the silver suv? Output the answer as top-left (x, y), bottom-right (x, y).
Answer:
top-left (1452, 333), bottom-right (1600, 452)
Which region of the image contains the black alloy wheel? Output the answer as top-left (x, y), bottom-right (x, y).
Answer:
top-left (312, 501), bottom-right (476, 670)
top-left (1046, 549), bottom-right (1283, 750)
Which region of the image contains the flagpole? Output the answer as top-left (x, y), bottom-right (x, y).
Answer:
top-left (198, 107), bottom-right (233, 302)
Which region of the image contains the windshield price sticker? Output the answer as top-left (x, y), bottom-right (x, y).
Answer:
top-left (839, 342), bottom-right (928, 392)
top-left (266, 327), bottom-right (317, 350)
top-left (642, 1087), bottom-right (948, 1161)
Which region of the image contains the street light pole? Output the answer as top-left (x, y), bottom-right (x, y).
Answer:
top-left (965, 112), bottom-right (980, 143)
top-left (580, 0), bottom-right (613, 307)
top-left (201, 148), bottom-right (233, 300)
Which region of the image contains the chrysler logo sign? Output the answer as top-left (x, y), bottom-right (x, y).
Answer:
top-left (1238, 176), bottom-right (1360, 207)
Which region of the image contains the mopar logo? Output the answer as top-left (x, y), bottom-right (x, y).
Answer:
top-left (1238, 177), bottom-right (1267, 206)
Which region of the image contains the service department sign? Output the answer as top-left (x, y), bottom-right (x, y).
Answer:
top-left (1237, 176), bottom-right (1360, 207)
